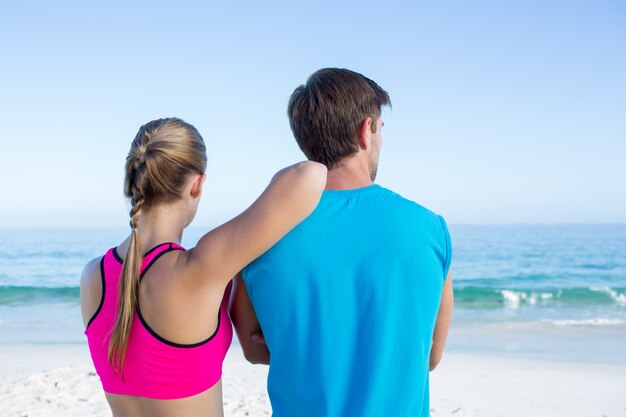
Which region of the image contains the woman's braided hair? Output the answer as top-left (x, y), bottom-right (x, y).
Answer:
top-left (108, 118), bottom-right (206, 374)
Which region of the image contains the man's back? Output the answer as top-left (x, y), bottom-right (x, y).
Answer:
top-left (243, 184), bottom-right (452, 417)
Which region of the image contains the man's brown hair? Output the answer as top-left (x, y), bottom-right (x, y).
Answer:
top-left (287, 68), bottom-right (391, 168)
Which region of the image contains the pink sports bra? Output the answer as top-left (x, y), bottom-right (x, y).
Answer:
top-left (85, 242), bottom-right (233, 399)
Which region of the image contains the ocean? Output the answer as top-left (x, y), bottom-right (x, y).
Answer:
top-left (1, 225), bottom-right (625, 362)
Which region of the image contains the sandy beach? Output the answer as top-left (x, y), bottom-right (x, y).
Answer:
top-left (1, 343), bottom-right (625, 417)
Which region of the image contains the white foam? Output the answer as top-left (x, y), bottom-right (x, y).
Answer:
top-left (590, 286), bottom-right (626, 304)
top-left (501, 290), bottom-right (523, 308)
top-left (546, 318), bottom-right (625, 327)
top-left (501, 290), bottom-right (554, 308)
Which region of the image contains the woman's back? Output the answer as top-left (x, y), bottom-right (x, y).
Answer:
top-left (83, 242), bottom-right (232, 416)
top-left (86, 243), bottom-right (232, 396)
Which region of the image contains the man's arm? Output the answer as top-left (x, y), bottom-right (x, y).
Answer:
top-left (229, 271), bottom-right (270, 365)
top-left (430, 269), bottom-right (453, 371)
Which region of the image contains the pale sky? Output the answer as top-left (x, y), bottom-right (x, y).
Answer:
top-left (1, 0), bottom-right (624, 228)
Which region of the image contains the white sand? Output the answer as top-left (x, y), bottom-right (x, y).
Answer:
top-left (430, 353), bottom-right (626, 417)
top-left (0, 344), bottom-right (270, 417)
top-left (1, 343), bottom-right (625, 416)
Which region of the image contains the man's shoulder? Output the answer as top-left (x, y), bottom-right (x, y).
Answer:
top-left (376, 185), bottom-right (442, 221)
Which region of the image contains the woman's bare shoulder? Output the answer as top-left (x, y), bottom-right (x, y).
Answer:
top-left (80, 256), bottom-right (102, 289)
top-left (80, 256), bottom-right (104, 327)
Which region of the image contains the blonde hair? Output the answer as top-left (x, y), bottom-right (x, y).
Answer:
top-left (108, 118), bottom-right (207, 374)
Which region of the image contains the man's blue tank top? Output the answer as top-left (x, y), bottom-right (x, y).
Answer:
top-left (243, 184), bottom-right (452, 417)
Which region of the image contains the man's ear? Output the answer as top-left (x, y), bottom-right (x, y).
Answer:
top-left (357, 117), bottom-right (373, 151)
top-left (190, 173), bottom-right (206, 199)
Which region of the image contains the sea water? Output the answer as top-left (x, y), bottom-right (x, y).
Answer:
top-left (0, 225), bottom-right (624, 362)
top-left (448, 224), bottom-right (626, 362)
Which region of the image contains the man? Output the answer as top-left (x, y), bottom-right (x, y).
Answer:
top-left (230, 68), bottom-right (453, 417)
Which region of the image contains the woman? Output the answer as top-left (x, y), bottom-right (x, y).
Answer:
top-left (80, 117), bottom-right (326, 416)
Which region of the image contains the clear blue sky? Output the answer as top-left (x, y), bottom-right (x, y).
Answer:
top-left (1, 0), bottom-right (624, 228)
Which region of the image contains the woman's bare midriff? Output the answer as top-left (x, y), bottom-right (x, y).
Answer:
top-left (105, 379), bottom-right (224, 417)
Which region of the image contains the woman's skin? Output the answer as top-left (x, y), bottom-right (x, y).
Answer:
top-left (80, 161), bottom-right (327, 417)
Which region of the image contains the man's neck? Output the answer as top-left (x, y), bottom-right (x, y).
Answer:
top-left (325, 157), bottom-right (373, 190)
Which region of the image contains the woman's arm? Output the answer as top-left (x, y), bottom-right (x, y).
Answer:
top-left (79, 257), bottom-right (103, 328)
top-left (229, 272), bottom-right (270, 364)
top-left (430, 269), bottom-right (454, 371)
top-left (187, 161), bottom-right (327, 286)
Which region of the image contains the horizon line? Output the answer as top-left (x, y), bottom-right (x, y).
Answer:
top-left (0, 222), bottom-right (625, 231)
